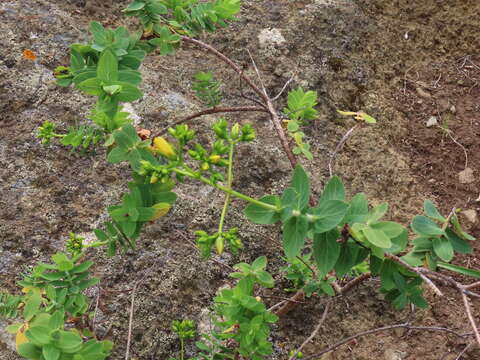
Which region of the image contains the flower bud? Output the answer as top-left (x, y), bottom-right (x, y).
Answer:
top-left (209, 154), bottom-right (221, 163)
top-left (231, 123), bottom-right (240, 139)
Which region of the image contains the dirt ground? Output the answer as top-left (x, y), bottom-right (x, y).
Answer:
top-left (0, 0), bottom-right (479, 359)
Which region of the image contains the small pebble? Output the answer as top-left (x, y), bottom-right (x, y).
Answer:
top-left (426, 116), bottom-right (438, 127)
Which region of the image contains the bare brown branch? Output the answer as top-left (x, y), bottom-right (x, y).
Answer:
top-left (154, 106), bottom-right (267, 137)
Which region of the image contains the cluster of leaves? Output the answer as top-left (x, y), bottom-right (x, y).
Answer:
top-left (192, 72), bottom-right (223, 108)
top-left (3, 253), bottom-right (112, 360)
top-left (244, 165), bottom-right (433, 307)
top-left (0, 293), bottom-right (22, 318)
top-left (123, 0), bottom-right (241, 37)
top-left (283, 88), bottom-right (318, 160)
top-left (54, 22), bottom-right (146, 90)
top-left (402, 201), bottom-right (476, 271)
top-left (208, 257), bottom-right (278, 360)
top-left (281, 254), bottom-right (336, 297)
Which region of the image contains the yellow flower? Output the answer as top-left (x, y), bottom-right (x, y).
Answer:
top-left (152, 137), bottom-right (176, 159)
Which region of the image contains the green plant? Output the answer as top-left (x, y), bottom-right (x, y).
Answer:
top-left (283, 88), bottom-right (318, 160)
top-left (170, 319), bottom-right (196, 360)
top-left (3, 1), bottom-right (478, 359)
top-left (192, 72), bottom-right (223, 108)
top-left (3, 251), bottom-right (112, 360)
top-left (212, 257), bottom-right (278, 360)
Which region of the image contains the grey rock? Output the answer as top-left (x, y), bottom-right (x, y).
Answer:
top-left (426, 116), bottom-right (438, 127)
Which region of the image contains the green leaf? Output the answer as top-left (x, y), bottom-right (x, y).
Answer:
top-left (411, 216), bottom-right (445, 236)
top-left (52, 253), bottom-right (74, 271)
top-left (384, 229), bottom-right (408, 254)
top-left (244, 196), bottom-right (280, 224)
top-left (55, 331), bottom-right (83, 353)
top-left (367, 202), bottom-right (388, 223)
top-left (345, 193), bottom-right (369, 223)
top-left (284, 87), bottom-right (318, 121)
top-left (118, 70), bottom-right (142, 85)
top-left (311, 200), bottom-right (348, 233)
top-left (77, 78), bottom-right (103, 96)
top-left (334, 243), bottom-right (359, 277)
top-left (291, 165), bottom-right (310, 210)
top-left (445, 228), bottom-right (472, 254)
top-left (70, 261), bottom-right (93, 274)
top-left (451, 215), bottom-right (475, 241)
top-left (432, 237), bottom-right (454, 262)
top-left (24, 292), bottom-right (42, 321)
top-left (313, 229), bottom-right (341, 277)
top-left (113, 81), bottom-right (143, 102)
top-left (18, 343), bottom-right (42, 359)
top-left (424, 200), bottom-right (446, 222)
top-left (49, 311), bottom-right (64, 330)
top-left (363, 227), bottom-right (392, 248)
top-left (107, 146), bottom-right (128, 163)
top-left (437, 262), bottom-right (480, 279)
top-left (97, 49), bottom-right (119, 82)
top-left (282, 215), bottom-right (308, 259)
top-left (319, 176), bottom-right (345, 204)
top-left (26, 326), bottom-right (51, 346)
top-left (42, 344), bottom-right (61, 360)
top-left (252, 256), bottom-right (267, 270)
top-left (124, 1), bottom-right (145, 11)
top-left (370, 221), bottom-right (405, 238)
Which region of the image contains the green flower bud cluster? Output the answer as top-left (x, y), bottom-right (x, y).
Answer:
top-left (212, 118), bottom-right (256, 142)
top-left (195, 227), bottom-right (242, 257)
top-left (139, 160), bottom-right (176, 185)
top-left (65, 232), bottom-right (84, 256)
top-left (168, 124), bottom-right (195, 145)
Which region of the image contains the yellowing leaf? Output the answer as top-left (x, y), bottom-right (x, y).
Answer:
top-left (337, 110), bottom-right (377, 124)
top-left (151, 203), bottom-right (171, 220)
top-left (16, 324), bottom-right (29, 351)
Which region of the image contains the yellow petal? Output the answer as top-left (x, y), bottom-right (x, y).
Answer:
top-left (152, 137), bottom-right (176, 159)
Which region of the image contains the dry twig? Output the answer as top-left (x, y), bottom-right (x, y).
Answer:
top-left (289, 300), bottom-right (332, 360)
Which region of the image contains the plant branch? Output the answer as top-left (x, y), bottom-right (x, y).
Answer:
top-left (171, 167), bottom-right (280, 211)
top-left (218, 141), bottom-right (235, 236)
top-left (125, 283), bottom-right (138, 360)
top-left (328, 124), bottom-right (359, 177)
top-left (182, 36), bottom-right (298, 167)
top-left (303, 323), bottom-right (473, 360)
top-left (384, 253), bottom-right (444, 296)
top-left (289, 299), bottom-right (332, 360)
top-left (155, 106), bottom-right (267, 137)
top-left (182, 36), bottom-right (267, 102)
top-left (461, 290), bottom-right (480, 346)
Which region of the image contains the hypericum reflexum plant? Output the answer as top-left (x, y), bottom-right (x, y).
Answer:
top-left (2, 1), bottom-right (480, 359)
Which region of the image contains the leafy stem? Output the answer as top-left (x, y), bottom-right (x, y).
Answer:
top-left (218, 141), bottom-right (235, 234)
top-left (172, 166), bottom-right (279, 212)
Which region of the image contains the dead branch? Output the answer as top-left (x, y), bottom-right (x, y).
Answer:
top-left (328, 125), bottom-right (359, 177)
top-left (289, 299), bottom-right (332, 360)
top-left (154, 106), bottom-right (267, 137)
